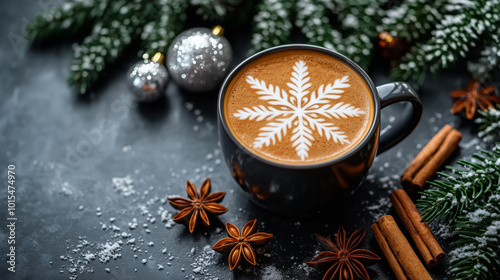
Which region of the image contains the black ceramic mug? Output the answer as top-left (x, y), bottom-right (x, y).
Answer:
top-left (217, 44), bottom-right (422, 215)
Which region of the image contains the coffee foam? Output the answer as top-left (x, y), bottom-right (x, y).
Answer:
top-left (224, 50), bottom-right (374, 164)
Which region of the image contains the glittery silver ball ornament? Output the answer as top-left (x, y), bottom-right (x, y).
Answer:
top-left (167, 26), bottom-right (233, 92)
top-left (127, 53), bottom-right (169, 102)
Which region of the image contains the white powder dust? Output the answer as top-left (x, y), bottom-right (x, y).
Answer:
top-left (261, 266), bottom-right (284, 280)
top-left (112, 175), bottom-right (135, 196)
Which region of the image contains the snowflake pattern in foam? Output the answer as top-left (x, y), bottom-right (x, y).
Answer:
top-left (234, 60), bottom-right (365, 160)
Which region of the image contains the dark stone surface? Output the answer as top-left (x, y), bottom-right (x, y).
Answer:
top-left (0, 1), bottom-right (488, 280)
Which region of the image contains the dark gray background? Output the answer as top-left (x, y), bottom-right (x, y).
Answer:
top-left (0, 1), bottom-right (489, 279)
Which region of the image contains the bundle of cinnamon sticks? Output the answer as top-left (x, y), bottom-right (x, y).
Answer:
top-left (372, 215), bottom-right (432, 280)
top-left (372, 190), bottom-right (445, 279)
top-left (390, 189), bottom-right (445, 267)
top-left (401, 124), bottom-right (462, 192)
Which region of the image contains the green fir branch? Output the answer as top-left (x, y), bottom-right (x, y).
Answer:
top-left (391, 0), bottom-right (500, 82)
top-left (25, 0), bottom-right (110, 42)
top-left (189, 0), bottom-right (241, 21)
top-left (476, 105), bottom-right (500, 142)
top-left (25, 0), bottom-right (500, 94)
top-left (468, 34), bottom-right (500, 82)
top-left (294, 0), bottom-right (386, 70)
top-left (417, 144), bottom-right (500, 224)
top-left (26, 0), bottom-right (241, 93)
top-left (417, 143), bottom-right (500, 279)
top-left (142, 0), bottom-right (188, 56)
top-left (295, 0), bottom-right (343, 54)
top-left (381, 0), bottom-right (447, 40)
top-left (332, 0), bottom-right (387, 69)
top-left (249, 0), bottom-right (293, 54)
top-left (339, 34), bottom-right (373, 70)
top-left (448, 192), bottom-right (500, 280)
top-left (69, 0), bottom-right (155, 94)
top-left (333, 0), bottom-right (386, 33)
top-left (317, 0), bottom-right (335, 13)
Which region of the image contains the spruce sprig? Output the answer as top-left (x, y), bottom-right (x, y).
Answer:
top-left (468, 34), bottom-right (500, 81)
top-left (448, 192), bottom-right (500, 280)
top-left (294, 0), bottom-right (387, 70)
top-left (476, 105), bottom-right (500, 142)
top-left (68, 0), bottom-right (155, 94)
top-left (332, 0), bottom-right (387, 69)
top-left (25, 0), bottom-right (239, 94)
top-left (381, 0), bottom-right (447, 40)
top-left (390, 0), bottom-right (500, 83)
top-left (25, 0), bottom-right (110, 42)
top-left (189, 0), bottom-right (241, 21)
top-left (417, 143), bottom-right (500, 280)
top-left (250, 0), bottom-right (294, 54)
top-left (417, 145), bottom-right (500, 224)
top-left (141, 0), bottom-right (188, 57)
top-left (250, 0), bottom-right (385, 68)
top-left (295, 0), bottom-right (343, 52)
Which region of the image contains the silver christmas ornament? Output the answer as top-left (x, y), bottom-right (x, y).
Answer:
top-left (127, 52), bottom-right (169, 102)
top-left (167, 26), bottom-right (233, 92)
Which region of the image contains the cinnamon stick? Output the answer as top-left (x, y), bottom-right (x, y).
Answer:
top-left (401, 124), bottom-right (462, 192)
top-left (371, 215), bottom-right (432, 280)
top-left (390, 189), bottom-right (445, 267)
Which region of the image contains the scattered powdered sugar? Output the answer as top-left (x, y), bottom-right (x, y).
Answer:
top-left (365, 197), bottom-right (392, 220)
top-left (56, 175), bottom-right (186, 279)
top-left (97, 242), bottom-right (122, 263)
top-left (60, 181), bottom-right (84, 197)
top-left (56, 167), bottom-right (238, 280)
top-left (157, 206), bottom-right (176, 229)
top-left (190, 245), bottom-right (216, 276)
top-left (128, 217), bottom-right (138, 229)
top-left (57, 237), bottom-right (103, 279)
top-left (83, 252), bottom-right (95, 262)
top-left (112, 175), bottom-right (135, 196)
top-left (362, 169), bottom-right (400, 219)
top-left (261, 265), bottom-right (284, 280)
top-left (297, 262), bottom-right (315, 276)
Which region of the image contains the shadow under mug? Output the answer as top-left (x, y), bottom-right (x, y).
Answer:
top-left (217, 44), bottom-right (422, 215)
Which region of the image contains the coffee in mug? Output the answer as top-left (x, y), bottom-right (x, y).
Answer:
top-left (224, 50), bottom-right (374, 164)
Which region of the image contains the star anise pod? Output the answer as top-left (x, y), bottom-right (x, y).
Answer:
top-left (168, 178), bottom-right (227, 233)
top-left (212, 219), bottom-right (273, 271)
top-left (450, 79), bottom-right (500, 119)
top-left (307, 226), bottom-right (380, 280)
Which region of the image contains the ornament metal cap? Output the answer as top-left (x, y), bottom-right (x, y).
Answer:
top-left (212, 25), bottom-right (224, 37)
top-left (141, 52), bottom-right (165, 65)
top-left (151, 52), bottom-right (165, 65)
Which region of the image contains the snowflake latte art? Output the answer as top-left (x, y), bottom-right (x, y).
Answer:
top-left (224, 50), bottom-right (374, 164)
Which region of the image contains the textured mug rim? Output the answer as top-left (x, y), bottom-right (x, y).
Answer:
top-left (217, 44), bottom-right (380, 169)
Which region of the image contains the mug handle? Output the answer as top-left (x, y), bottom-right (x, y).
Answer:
top-left (376, 82), bottom-right (423, 154)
